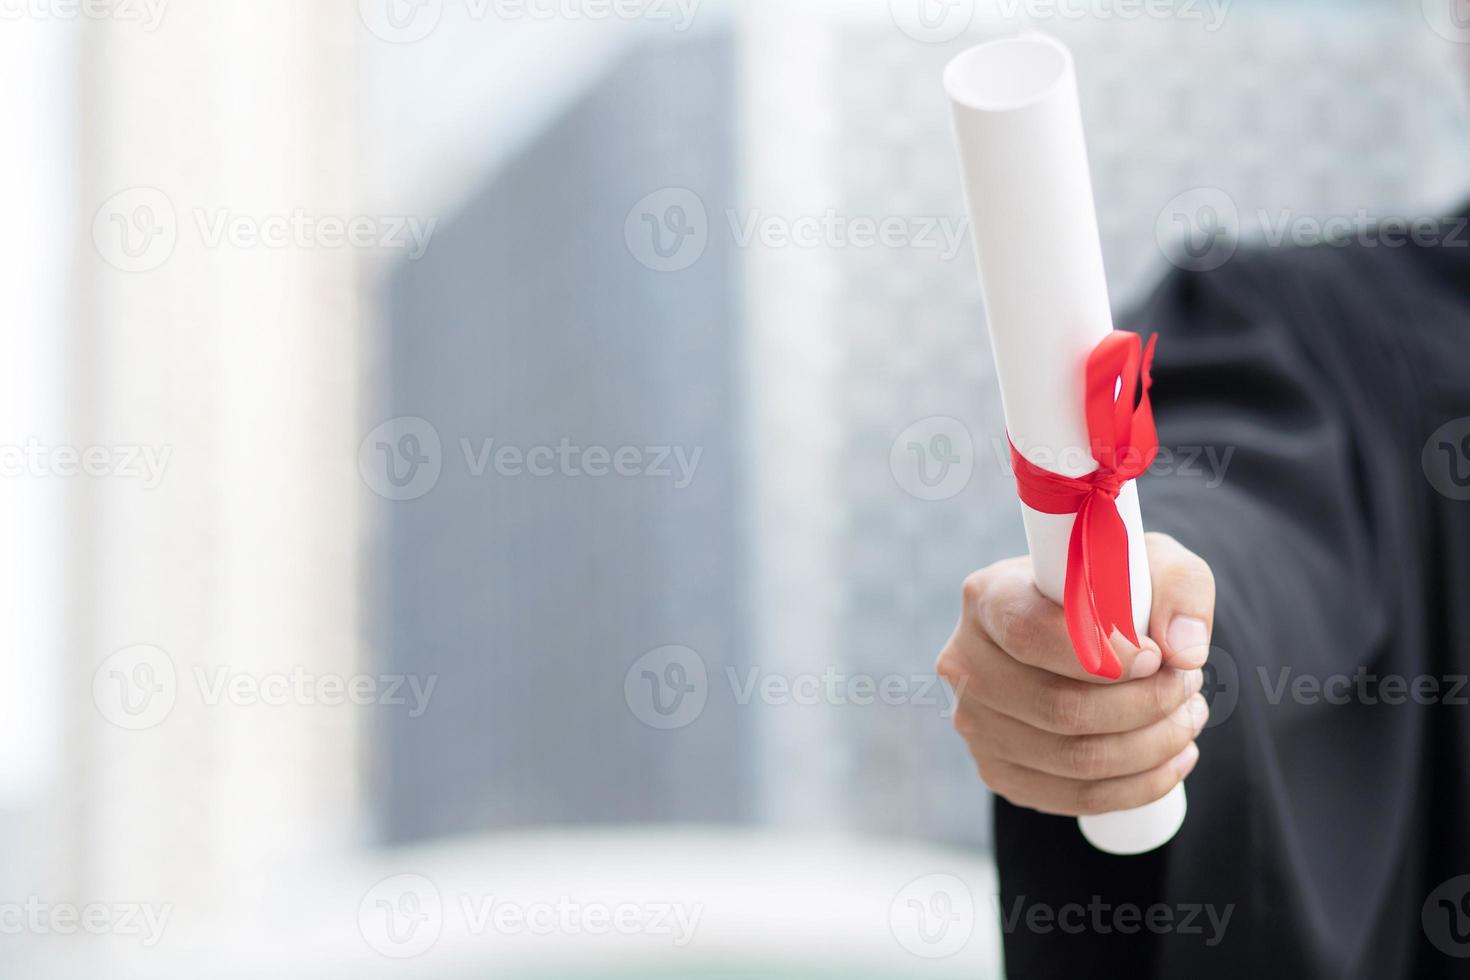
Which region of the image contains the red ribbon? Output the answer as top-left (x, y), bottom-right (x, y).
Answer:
top-left (1007, 331), bottom-right (1159, 680)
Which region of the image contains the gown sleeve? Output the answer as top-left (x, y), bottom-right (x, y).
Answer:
top-left (993, 244), bottom-right (1445, 979)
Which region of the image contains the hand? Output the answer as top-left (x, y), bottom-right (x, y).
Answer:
top-left (935, 533), bottom-right (1214, 817)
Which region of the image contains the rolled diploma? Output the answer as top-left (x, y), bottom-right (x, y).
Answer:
top-left (944, 32), bottom-right (1185, 855)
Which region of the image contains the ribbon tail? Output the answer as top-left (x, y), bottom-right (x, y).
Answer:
top-left (1084, 494), bottom-right (1140, 649)
top-left (1063, 498), bottom-right (1125, 680)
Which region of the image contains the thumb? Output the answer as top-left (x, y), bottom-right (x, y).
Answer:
top-left (1144, 532), bottom-right (1215, 669)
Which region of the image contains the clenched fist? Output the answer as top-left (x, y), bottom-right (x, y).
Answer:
top-left (936, 533), bottom-right (1214, 817)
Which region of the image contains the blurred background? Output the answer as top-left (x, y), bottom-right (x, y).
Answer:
top-left (3, 0), bottom-right (1469, 976)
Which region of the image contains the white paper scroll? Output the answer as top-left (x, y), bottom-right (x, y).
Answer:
top-left (944, 32), bottom-right (1185, 855)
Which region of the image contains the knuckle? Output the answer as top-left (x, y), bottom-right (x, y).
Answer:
top-left (1064, 734), bottom-right (1110, 779)
top-left (951, 704), bottom-right (982, 736)
top-left (1168, 711), bottom-right (1199, 751)
top-left (1164, 554), bottom-right (1215, 598)
top-left (1041, 678), bottom-right (1088, 734)
top-left (994, 597), bottom-right (1038, 654)
top-left (961, 570), bottom-right (990, 610)
top-left (934, 645), bottom-right (962, 686)
top-left (1155, 668), bottom-right (1194, 712)
top-left (1074, 779), bottom-right (1109, 817)
top-left (1104, 766), bottom-right (1179, 815)
top-left (1157, 725), bottom-right (1193, 767)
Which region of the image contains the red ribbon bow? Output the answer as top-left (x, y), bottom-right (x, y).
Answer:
top-left (1008, 331), bottom-right (1159, 680)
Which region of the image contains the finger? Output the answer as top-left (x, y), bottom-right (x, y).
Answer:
top-left (960, 695), bottom-right (1209, 781)
top-left (981, 742), bottom-right (1201, 818)
top-left (957, 643), bottom-right (1204, 736)
top-left (964, 560), bottom-right (1160, 684)
top-left (1145, 532), bottom-right (1216, 669)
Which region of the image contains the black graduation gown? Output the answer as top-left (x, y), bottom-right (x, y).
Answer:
top-left (995, 216), bottom-right (1470, 979)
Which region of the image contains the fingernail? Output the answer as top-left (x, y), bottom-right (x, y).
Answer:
top-left (1186, 668), bottom-right (1205, 695)
top-left (1187, 693), bottom-right (1210, 732)
top-left (1129, 647), bottom-right (1161, 680)
top-left (1174, 741), bottom-right (1201, 778)
top-left (1166, 616), bottom-right (1210, 665)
